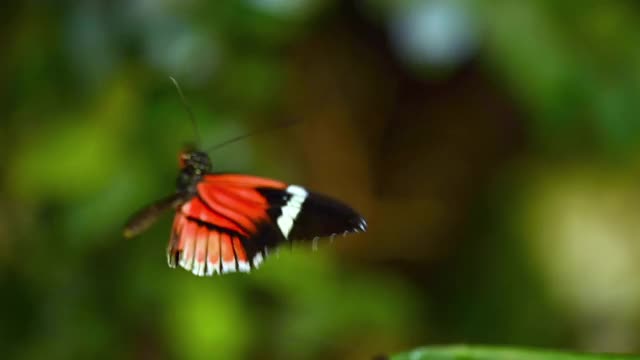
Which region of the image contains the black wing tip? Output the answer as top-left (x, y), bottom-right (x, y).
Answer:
top-left (344, 213), bottom-right (367, 234)
top-left (355, 216), bottom-right (367, 232)
top-left (331, 215), bottom-right (367, 237)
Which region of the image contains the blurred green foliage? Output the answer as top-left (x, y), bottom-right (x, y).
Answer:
top-left (3, 1), bottom-right (640, 359)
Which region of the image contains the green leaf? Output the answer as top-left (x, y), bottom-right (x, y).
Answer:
top-left (392, 346), bottom-right (638, 360)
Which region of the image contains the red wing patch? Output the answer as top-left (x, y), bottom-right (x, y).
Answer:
top-left (166, 203), bottom-right (252, 276)
top-left (198, 175), bottom-right (286, 232)
top-left (203, 174), bottom-right (286, 189)
top-left (182, 196), bottom-right (248, 236)
top-left (165, 175), bottom-right (287, 276)
top-left (197, 174), bottom-right (289, 264)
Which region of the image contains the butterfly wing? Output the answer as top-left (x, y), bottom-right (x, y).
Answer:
top-left (168, 174), bottom-right (367, 276)
top-left (166, 203), bottom-right (252, 276)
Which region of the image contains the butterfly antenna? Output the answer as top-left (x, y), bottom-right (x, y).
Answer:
top-left (205, 119), bottom-right (299, 153)
top-left (169, 76), bottom-right (201, 147)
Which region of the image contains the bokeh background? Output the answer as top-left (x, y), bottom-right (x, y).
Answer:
top-left (3, 1), bottom-right (640, 359)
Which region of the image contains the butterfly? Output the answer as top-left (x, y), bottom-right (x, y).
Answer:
top-left (123, 147), bottom-right (367, 276)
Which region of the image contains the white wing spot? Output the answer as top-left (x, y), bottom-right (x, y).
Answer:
top-left (238, 261), bottom-right (251, 273)
top-left (192, 261), bottom-right (203, 276)
top-left (221, 260), bottom-right (235, 273)
top-left (277, 185), bottom-right (308, 238)
top-left (253, 253), bottom-right (264, 268)
top-left (358, 218), bottom-right (367, 232)
top-left (206, 259), bottom-right (220, 276)
top-left (179, 253), bottom-right (192, 271)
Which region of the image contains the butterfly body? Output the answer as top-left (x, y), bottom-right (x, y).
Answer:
top-left (177, 150), bottom-right (211, 192)
top-left (125, 149), bottom-right (367, 276)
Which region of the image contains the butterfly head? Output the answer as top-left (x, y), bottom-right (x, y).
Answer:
top-left (179, 149), bottom-right (212, 173)
top-left (177, 149), bottom-right (211, 193)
